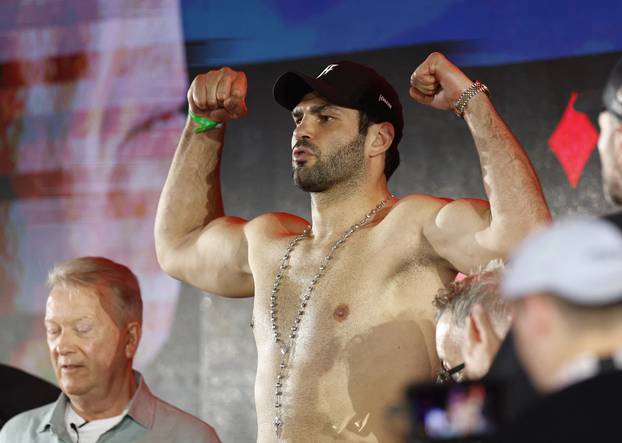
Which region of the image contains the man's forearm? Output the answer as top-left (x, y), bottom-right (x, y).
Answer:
top-left (155, 118), bottom-right (226, 262)
top-left (464, 94), bottom-right (551, 249)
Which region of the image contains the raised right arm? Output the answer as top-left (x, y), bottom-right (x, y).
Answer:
top-left (155, 68), bottom-right (254, 297)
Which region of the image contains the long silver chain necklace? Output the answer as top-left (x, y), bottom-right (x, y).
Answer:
top-left (269, 195), bottom-right (391, 438)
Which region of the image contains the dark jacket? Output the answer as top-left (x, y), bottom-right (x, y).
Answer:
top-left (483, 332), bottom-right (540, 423)
top-left (490, 369), bottom-right (622, 443)
top-left (602, 210), bottom-right (622, 232)
top-left (0, 364), bottom-right (60, 429)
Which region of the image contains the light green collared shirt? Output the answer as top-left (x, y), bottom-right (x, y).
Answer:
top-left (0, 372), bottom-right (221, 443)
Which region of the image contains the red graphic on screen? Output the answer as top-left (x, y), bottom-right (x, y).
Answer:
top-left (548, 92), bottom-right (599, 188)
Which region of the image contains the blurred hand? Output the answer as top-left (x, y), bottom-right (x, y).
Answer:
top-left (463, 303), bottom-right (503, 380)
top-left (409, 52), bottom-right (472, 111)
top-left (187, 67), bottom-right (247, 122)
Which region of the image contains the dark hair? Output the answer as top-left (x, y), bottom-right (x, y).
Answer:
top-left (359, 111), bottom-right (400, 180)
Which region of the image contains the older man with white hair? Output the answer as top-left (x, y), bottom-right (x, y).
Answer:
top-left (434, 262), bottom-right (512, 384)
top-left (0, 257), bottom-right (221, 443)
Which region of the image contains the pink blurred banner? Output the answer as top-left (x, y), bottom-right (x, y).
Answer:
top-left (0, 0), bottom-right (187, 375)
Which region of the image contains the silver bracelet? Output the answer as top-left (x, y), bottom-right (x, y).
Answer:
top-left (452, 80), bottom-right (490, 118)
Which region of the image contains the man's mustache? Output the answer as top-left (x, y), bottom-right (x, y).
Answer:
top-left (293, 139), bottom-right (318, 154)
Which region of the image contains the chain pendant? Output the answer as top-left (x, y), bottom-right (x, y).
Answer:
top-left (269, 195), bottom-right (392, 438)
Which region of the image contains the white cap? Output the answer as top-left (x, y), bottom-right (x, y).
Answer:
top-left (502, 217), bottom-right (622, 305)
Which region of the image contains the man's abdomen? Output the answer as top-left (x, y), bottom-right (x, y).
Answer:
top-left (253, 296), bottom-right (438, 442)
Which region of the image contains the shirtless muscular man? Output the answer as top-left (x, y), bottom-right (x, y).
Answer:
top-left (155, 53), bottom-right (550, 442)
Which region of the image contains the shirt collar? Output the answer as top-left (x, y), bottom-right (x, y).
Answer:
top-left (37, 392), bottom-right (70, 437)
top-left (125, 370), bottom-right (156, 429)
top-left (553, 348), bottom-right (622, 391)
top-left (37, 370), bottom-right (156, 433)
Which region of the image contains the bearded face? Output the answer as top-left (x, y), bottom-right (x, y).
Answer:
top-left (293, 132), bottom-right (366, 193)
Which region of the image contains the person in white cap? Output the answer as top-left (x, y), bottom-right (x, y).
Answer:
top-left (492, 217), bottom-right (622, 443)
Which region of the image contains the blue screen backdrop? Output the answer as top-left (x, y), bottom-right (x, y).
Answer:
top-left (181, 0), bottom-right (622, 67)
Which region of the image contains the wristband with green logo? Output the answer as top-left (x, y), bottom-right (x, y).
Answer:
top-left (189, 110), bottom-right (223, 133)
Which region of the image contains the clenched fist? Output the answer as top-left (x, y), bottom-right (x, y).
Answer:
top-left (188, 67), bottom-right (248, 122)
top-left (409, 52), bottom-right (473, 111)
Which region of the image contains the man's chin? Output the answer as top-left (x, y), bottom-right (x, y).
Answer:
top-left (293, 180), bottom-right (328, 193)
top-left (60, 380), bottom-right (91, 397)
top-left (58, 371), bottom-right (91, 396)
top-left (293, 170), bottom-right (326, 193)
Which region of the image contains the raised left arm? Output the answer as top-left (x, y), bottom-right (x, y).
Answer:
top-left (410, 53), bottom-right (551, 272)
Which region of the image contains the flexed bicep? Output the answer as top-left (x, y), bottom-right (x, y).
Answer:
top-left (155, 66), bottom-right (253, 297)
top-left (423, 198), bottom-right (502, 274)
top-left (159, 216), bottom-right (254, 297)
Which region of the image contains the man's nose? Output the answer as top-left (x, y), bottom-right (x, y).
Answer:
top-left (293, 116), bottom-right (313, 141)
top-left (54, 330), bottom-right (76, 355)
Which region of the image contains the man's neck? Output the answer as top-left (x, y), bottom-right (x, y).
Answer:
top-left (68, 368), bottom-right (137, 422)
top-left (543, 333), bottom-right (622, 393)
top-left (548, 346), bottom-right (622, 392)
top-left (308, 180), bottom-right (391, 242)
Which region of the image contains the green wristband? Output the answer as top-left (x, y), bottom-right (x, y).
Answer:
top-left (189, 110), bottom-right (223, 133)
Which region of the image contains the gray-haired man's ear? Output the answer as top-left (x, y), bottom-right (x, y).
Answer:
top-left (463, 303), bottom-right (502, 380)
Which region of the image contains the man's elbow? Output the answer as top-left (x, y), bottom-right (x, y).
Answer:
top-left (155, 242), bottom-right (184, 281)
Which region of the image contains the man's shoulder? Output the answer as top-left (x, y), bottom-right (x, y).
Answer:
top-left (551, 369), bottom-right (622, 401)
top-left (0, 365), bottom-right (60, 422)
top-left (387, 194), bottom-right (489, 223)
top-left (0, 402), bottom-right (55, 442)
top-left (3, 402), bottom-right (54, 427)
top-left (394, 193), bottom-right (488, 210)
top-left (245, 211), bottom-right (309, 239)
top-left (149, 395), bottom-right (220, 442)
top-left (493, 371), bottom-right (622, 443)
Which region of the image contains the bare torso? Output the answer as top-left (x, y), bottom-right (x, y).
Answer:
top-left (248, 197), bottom-right (455, 442)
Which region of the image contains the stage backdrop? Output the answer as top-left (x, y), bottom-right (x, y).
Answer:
top-left (1, 1), bottom-right (621, 442)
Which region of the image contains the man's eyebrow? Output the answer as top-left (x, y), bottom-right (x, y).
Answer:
top-left (44, 315), bottom-right (92, 324)
top-left (292, 103), bottom-right (341, 117)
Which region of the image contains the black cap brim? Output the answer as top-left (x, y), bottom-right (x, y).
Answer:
top-left (273, 72), bottom-right (354, 111)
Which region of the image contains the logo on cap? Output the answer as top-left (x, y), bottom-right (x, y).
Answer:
top-left (317, 64), bottom-right (338, 79)
top-left (378, 94), bottom-right (392, 109)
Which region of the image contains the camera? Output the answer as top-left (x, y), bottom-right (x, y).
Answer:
top-left (405, 380), bottom-right (502, 443)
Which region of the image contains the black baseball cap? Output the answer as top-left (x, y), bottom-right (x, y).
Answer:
top-left (273, 61), bottom-right (404, 146)
top-left (575, 56), bottom-right (622, 120)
